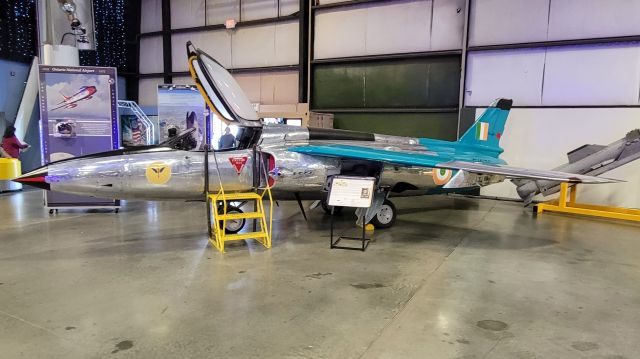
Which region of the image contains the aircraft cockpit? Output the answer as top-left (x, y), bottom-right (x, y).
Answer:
top-left (161, 125), bottom-right (261, 152)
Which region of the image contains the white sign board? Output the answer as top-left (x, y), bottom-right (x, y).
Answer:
top-left (328, 176), bottom-right (376, 208)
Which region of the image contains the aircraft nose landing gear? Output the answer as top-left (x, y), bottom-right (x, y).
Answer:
top-left (370, 199), bottom-right (397, 229)
top-left (218, 205), bottom-right (246, 234)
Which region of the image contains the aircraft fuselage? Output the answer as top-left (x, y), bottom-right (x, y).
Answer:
top-left (18, 125), bottom-right (454, 201)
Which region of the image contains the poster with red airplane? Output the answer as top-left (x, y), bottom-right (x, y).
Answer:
top-left (38, 65), bottom-right (119, 209)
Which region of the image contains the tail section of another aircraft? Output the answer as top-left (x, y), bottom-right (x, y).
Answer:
top-left (59, 91), bottom-right (71, 100)
top-left (458, 98), bottom-right (512, 154)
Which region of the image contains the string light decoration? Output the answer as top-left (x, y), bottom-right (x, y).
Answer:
top-left (80, 0), bottom-right (128, 71)
top-left (0, 0), bottom-right (37, 63)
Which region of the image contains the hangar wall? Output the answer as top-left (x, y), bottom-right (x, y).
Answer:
top-left (137, 0), bottom-right (300, 108)
top-left (464, 0), bottom-right (640, 206)
top-left (311, 0), bottom-right (465, 139)
top-left (0, 59), bottom-right (31, 124)
top-left (477, 108), bottom-right (640, 208)
top-left (134, 0), bottom-right (640, 205)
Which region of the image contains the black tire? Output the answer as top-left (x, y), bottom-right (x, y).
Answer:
top-left (370, 199), bottom-right (397, 229)
top-left (219, 205), bottom-right (246, 234)
top-left (321, 200), bottom-right (343, 214)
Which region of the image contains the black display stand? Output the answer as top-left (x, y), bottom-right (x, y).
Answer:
top-left (329, 206), bottom-right (370, 251)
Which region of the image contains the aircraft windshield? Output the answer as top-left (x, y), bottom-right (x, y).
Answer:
top-left (197, 54), bottom-right (259, 123)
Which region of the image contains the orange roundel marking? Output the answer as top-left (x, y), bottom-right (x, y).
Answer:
top-left (432, 168), bottom-right (452, 185)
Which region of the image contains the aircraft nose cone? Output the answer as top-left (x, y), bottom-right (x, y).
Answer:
top-left (13, 166), bottom-right (50, 190)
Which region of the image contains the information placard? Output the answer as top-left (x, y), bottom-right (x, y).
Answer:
top-left (328, 176), bottom-right (376, 208)
top-left (38, 64), bottom-right (119, 209)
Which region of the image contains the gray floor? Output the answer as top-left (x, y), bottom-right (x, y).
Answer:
top-left (1, 190), bottom-right (639, 359)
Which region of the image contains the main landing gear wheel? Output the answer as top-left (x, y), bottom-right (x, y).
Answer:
top-left (219, 205), bottom-right (246, 234)
top-left (321, 199), bottom-right (343, 214)
top-left (371, 199), bottom-right (397, 229)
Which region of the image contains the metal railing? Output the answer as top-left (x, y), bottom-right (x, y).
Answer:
top-left (117, 100), bottom-right (157, 145)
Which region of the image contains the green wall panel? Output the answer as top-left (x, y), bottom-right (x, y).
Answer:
top-left (313, 65), bottom-right (364, 108)
top-left (363, 61), bottom-right (428, 108)
top-left (312, 56), bottom-right (461, 109)
top-left (332, 112), bottom-right (459, 140)
top-left (427, 58), bottom-right (461, 108)
top-left (459, 107), bottom-right (477, 138)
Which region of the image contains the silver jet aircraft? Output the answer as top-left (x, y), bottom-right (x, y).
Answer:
top-left (16, 44), bottom-right (619, 230)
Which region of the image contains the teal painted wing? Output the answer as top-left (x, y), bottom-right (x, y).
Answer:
top-left (288, 144), bottom-right (449, 167)
top-left (288, 144), bottom-right (620, 184)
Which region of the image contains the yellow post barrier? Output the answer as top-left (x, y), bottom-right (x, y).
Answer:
top-left (0, 158), bottom-right (22, 192)
top-left (0, 158), bottom-right (21, 180)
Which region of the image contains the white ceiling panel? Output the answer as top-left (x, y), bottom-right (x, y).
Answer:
top-left (279, 0), bottom-right (299, 16)
top-left (314, 6), bottom-right (367, 59)
top-left (171, 32), bottom-right (198, 72)
top-left (171, 0), bottom-right (206, 29)
top-left (141, 0), bottom-right (162, 33)
top-left (431, 0), bottom-right (465, 50)
top-left (318, 0), bottom-right (352, 4)
top-left (198, 30), bottom-right (233, 67)
top-left (206, 0), bottom-right (239, 25)
top-left (469, 0), bottom-right (550, 46)
top-left (274, 21), bottom-right (299, 65)
top-left (139, 36), bottom-right (164, 74)
top-left (548, 0), bottom-right (640, 41)
top-left (171, 30), bottom-right (232, 72)
top-left (465, 48), bottom-right (546, 106)
top-left (241, 0), bottom-right (278, 21)
top-left (542, 44), bottom-right (640, 106)
top-left (232, 25), bottom-right (276, 68)
top-left (365, 0), bottom-right (431, 55)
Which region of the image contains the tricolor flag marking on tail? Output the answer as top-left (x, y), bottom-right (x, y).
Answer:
top-left (476, 122), bottom-right (489, 141)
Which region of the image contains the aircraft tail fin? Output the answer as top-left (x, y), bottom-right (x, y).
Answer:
top-left (59, 91), bottom-right (70, 100)
top-left (458, 98), bottom-right (512, 152)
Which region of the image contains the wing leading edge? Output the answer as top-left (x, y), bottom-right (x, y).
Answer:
top-left (288, 144), bottom-right (620, 184)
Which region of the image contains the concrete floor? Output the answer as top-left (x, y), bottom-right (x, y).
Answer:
top-left (1, 190), bottom-right (639, 359)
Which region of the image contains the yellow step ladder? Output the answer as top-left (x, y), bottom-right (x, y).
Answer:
top-left (207, 188), bottom-right (273, 253)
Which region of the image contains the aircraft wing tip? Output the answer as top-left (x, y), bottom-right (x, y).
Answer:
top-left (574, 176), bottom-right (624, 184)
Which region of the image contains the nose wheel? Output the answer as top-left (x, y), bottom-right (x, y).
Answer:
top-left (370, 199), bottom-right (397, 229)
top-left (218, 205), bottom-right (246, 234)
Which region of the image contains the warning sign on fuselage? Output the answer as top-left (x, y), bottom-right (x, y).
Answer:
top-left (229, 156), bottom-right (248, 175)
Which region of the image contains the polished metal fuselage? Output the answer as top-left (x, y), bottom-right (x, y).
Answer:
top-left (45, 125), bottom-right (448, 201)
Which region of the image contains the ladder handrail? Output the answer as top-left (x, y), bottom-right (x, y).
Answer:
top-left (256, 147), bottom-right (274, 243)
top-left (210, 146), bottom-right (228, 244)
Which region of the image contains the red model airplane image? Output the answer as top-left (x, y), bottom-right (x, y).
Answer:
top-left (51, 86), bottom-right (97, 111)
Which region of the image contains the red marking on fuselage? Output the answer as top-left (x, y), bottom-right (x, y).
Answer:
top-left (267, 154), bottom-right (276, 187)
top-left (15, 176), bottom-right (46, 183)
top-left (229, 157), bottom-right (248, 175)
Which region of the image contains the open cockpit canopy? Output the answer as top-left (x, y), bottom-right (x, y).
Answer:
top-left (187, 42), bottom-right (262, 128)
